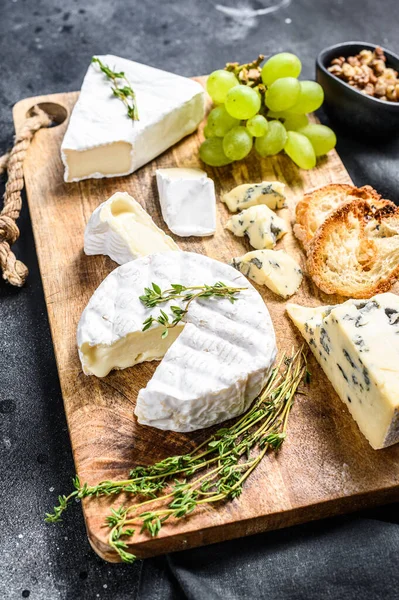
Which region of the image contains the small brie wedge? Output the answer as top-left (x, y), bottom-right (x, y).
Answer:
top-left (232, 250), bottom-right (303, 298)
top-left (61, 55), bottom-right (205, 182)
top-left (156, 168), bottom-right (216, 237)
top-left (84, 192), bottom-right (179, 265)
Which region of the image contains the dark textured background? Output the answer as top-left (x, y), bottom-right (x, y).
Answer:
top-left (0, 1), bottom-right (398, 599)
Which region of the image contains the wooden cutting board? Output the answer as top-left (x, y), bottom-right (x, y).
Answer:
top-left (13, 79), bottom-right (399, 562)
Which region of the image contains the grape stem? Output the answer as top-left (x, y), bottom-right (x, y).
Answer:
top-left (225, 55), bottom-right (265, 90)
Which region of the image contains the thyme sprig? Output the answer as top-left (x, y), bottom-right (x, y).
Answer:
top-left (46, 349), bottom-right (308, 564)
top-left (140, 282), bottom-right (246, 338)
top-left (92, 57), bottom-right (139, 120)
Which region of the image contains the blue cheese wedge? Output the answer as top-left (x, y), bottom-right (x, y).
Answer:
top-left (156, 168), bottom-right (216, 237)
top-left (61, 56), bottom-right (205, 182)
top-left (287, 293), bottom-right (399, 449)
top-left (222, 182), bottom-right (286, 213)
top-left (226, 205), bottom-right (288, 250)
top-left (232, 250), bottom-right (303, 298)
top-left (84, 192), bottom-right (179, 265)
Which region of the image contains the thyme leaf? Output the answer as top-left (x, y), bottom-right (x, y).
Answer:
top-left (140, 282), bottom-right (246, 337)
top-left (92, 57), bottom-right (139, 120)
top-left (46, 349), bottom-right (307, 563)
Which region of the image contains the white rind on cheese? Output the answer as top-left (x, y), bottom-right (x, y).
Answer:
top-left (287, 293), bottom-right (399, 449)
top-left (84, 192), bottom-right (179, 265)
top-left (156, 168), bottom-right (216, 237)
top-left (222, 182), bottom-right (286, 213)
top-left (232, 250), bottom-right (303, 299)
top-left (61, 55), bottom-right (205, 182)
top-left (226, 205), bottom-right (288, 250)
top-left (77, 252), bottom-right (276, 432)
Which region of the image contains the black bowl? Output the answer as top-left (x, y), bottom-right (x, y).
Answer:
top-left (316, 41), bottom-right (399, 139)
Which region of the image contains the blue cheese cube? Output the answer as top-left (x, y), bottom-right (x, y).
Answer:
top-left (222, 182), bottom-right (286, 213)
top-left (287, 293), bottom-right (399, 449)
top-left (226, 205), bottom-right (288, 250)
top-left (232, 250), bottom-right (303, 298)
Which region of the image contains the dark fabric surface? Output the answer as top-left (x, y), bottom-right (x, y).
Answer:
top-left (138, 514), bottom-right (399, 600)
top-left (0, 0), bottom-right (398, 598)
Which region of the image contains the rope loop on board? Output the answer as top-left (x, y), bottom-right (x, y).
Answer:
top-left (0, 106), bottom-right (51, 287)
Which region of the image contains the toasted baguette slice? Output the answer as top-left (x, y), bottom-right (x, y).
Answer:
top-left (294, 184), bottom-right (384, 249)
top-left (307, 199), bottom-right (399, 298)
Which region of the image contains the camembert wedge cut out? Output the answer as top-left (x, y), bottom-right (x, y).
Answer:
top-left (156, 168), bottom-right (216, 237)
top-left (84, 192), bottom-right (179, 265)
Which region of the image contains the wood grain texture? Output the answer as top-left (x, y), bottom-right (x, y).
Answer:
top-left (13, 79), bottom-right (399, 562)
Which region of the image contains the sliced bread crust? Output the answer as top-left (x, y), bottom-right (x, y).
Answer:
top-left (294, 184), bottom-right (383, 249)
top-left (307, 199), bottom-right (399, 298)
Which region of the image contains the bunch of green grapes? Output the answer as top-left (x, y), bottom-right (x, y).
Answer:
top-left (200, 53), bottom-right (336, 170)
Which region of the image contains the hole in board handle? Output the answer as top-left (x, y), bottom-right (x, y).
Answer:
top-left (26, 102), bottom-right (68, 128)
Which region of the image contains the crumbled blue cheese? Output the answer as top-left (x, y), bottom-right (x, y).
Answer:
top-left (287, 293), bottom-right (399, 449)
top-left (226, 205), bottom-right (288, 250)
top-left (222, 182), bottom-right (286, 213)
top-left (232, 249), bottom-right (303, 298)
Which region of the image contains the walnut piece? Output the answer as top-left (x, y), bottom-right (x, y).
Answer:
top-left (327, 46), bottom-right (399, 102)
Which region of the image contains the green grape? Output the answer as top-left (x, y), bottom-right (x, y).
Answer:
top-left (297, 123), bottom-right (336, 156)
top-left (223, 126), bottom-right (253, 160)
top-left (265, 77), bottom-right (301, 112)
top-left (225, 86), bottom-right (261, 120)
top-left (283, 113), bottom-right (309, 131)
top-left (261, 53), bottom-right (302, 86)
top-left (288, 81), bottom-right (324, 114)
top-left (267, 109), bottom-right (286, 119)
top-left (255, 120), bottom-right (287, 156)
top-left (207, 105), bottom-right (239, 137)
top-left (267, 111), bottom-right (309, 130)
top-left (284, 131), bottom-right (316, 170)
top-left (247, 114), bottom-right (269, 137)
top-left (199, 138), bottom-right (232, 166)
top-left (203, 124), bottom-right (216, 138)
top-left (206, 70), bottom-right (239, 104)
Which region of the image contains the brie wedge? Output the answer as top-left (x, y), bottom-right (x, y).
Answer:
top-left (222, 182), bottom-right (286, 213)
top-left (84, 192), bottom-right (179, 265)
top-left (77, 252), bottom-right (276, 432)
top-left (287, 293), bottom-right (399, 449)
top-left (232, 250), bottom-right (303, 298)
top-left (226, 205), bottom-right (288, 250)
top-left (156, 168), bottom-right (216, 237)
top-left (61, 55), bottom-right (205, 182)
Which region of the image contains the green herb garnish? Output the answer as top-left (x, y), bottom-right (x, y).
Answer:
top-left (140, 282), bottom-right (246, 338)
top-left (45, 349), bottom-right (307, 564)
top-left (92, 56), bottom-right (139, 120)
